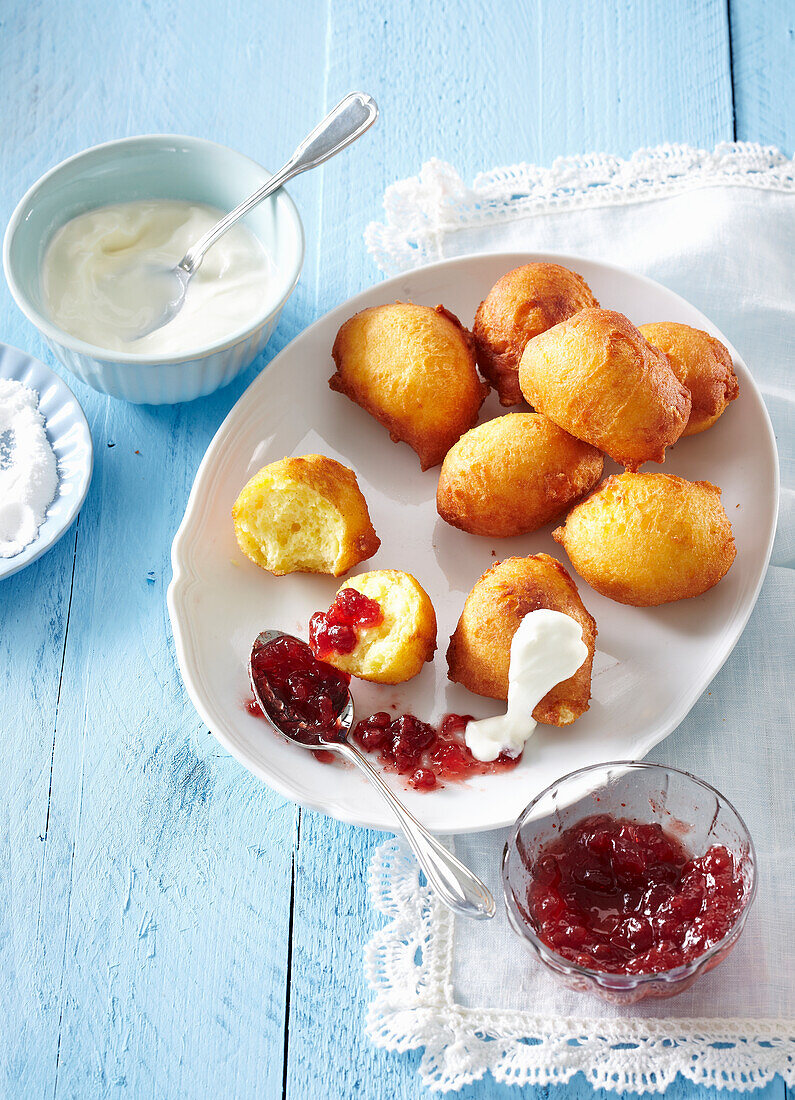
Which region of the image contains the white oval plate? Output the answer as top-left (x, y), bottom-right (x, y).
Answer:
top-left (168, 253), bottom-right (778, 834)
top-left (0, 344), bottom-right (93, 581)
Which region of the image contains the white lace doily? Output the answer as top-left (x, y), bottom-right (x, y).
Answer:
top-left (366, 841), bottom-right (794, 1094)
top-left (363, 143), bottom-right (795, 1094)
top-left (365, 143), bottom-right (795, 276)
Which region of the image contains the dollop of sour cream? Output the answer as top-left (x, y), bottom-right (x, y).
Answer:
top-left (41, 200), bottom-right (273, 356)
top-left (464, 609), bottom-right (588, 762)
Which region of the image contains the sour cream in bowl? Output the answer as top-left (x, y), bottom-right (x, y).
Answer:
top-left (42, 199), bottom-right (274, 357)
top-left (4, 135), bottom-right (304, 404)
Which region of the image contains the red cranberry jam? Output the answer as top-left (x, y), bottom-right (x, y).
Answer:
top-left (525, 813), bottom-right (745, 974)
top-left (249, 634), bottom-right (350, 744)
top-left (309, 587), bottom-right (384, 658)
top-left (352, 711), bottom-right (519, 791)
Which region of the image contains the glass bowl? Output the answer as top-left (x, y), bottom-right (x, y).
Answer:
top-left (502, 761), bottom-right (757, 1005)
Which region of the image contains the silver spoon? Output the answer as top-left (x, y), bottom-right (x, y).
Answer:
top-left (249, 630), bottom-right (496, 921)
top-left (133, 92), bottom-right (379, 339)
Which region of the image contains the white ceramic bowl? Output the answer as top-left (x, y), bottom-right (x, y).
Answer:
top-left (3, 135), bottom-right (304, 405)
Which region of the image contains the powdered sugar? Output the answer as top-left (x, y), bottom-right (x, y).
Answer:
top-left (0, 379), bottom-right (59, 558)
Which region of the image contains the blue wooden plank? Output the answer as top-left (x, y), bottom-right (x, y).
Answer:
top-left (729, 0), bottom-right (795, 154)
top-left (0, 530), bottom-right (83, 1093)
top-left (0, 0), bottom-right (327, 1096)
top-left (292, 0), bottom-right (736, 317)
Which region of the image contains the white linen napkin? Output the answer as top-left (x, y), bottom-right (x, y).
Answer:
top-left (362, 144), bottom-right (795, 1094)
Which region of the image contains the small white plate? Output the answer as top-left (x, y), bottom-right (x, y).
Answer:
top-left (0, 344), bottom-right (93, 580)
top-left (168, 253), bottom-right (779, 834)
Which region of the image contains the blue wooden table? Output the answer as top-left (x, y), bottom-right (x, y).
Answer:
top-left (1, 1), bottom-right (792, 1096)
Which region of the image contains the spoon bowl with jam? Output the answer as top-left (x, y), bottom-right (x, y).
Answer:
top-left (249, 630), bottom-right (495, 921)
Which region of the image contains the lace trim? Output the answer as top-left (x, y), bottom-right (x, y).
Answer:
top-left (365, 142), bottom-right (795, 275)
top-left (365, 839), bottom-right (795, 1094)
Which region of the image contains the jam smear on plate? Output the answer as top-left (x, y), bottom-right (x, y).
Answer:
top-left (309, 587), bottom-right (383, 658)
top-left (248, 632), bottom-right (520, 789)
top-left (525, 813), bottom-right (745, 974)
top-left (352, 711), bottom-right (519, 791)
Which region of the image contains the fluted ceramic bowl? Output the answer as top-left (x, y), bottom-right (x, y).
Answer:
top-left (502, 761), bottom-right (757, 1004)
top-left (3, 135), bottom-right (304, 404)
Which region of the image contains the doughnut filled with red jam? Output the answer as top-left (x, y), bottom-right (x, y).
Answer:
top-left (309, 587), bottom-right (383, 657)
top-left (526, 813), bottom-right (745, 974)
top-left (249, 634), bottom-right (350, 746)
top-left (352, 711), bottom-right (519, 791)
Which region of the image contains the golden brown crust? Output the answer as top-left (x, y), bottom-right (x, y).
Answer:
top-left (446, 553), bottom-right (596, 725)
top-left (473, 263), bottom-right (599, 406)
top-left (552, 472), bottom-right (736, 606)
top-left (436, 412), bottom-right (603, 537)
top-left (330, 302), bottom-right (489, 470)
top-left (232, 454), bottom-right (380, 577)
top-left (518, 308), bottom-right (691, 470)
top-left (321, 570), bottom-right (437, 684)
top-left (638, 322), bottom-right (739, 436)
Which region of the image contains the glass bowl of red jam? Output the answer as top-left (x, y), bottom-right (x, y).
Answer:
top-left (502, 761), bottom-right (756, 1004)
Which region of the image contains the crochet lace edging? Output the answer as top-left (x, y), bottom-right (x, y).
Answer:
top-left (364, 142), bottom-right (795, 276)
top-left (365, 839), bottom-right (795, 1094)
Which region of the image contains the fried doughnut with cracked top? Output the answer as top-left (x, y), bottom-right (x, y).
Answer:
top-left (473, 263), bottom-right (599, 406)
top-left (232, 454), bottom-right (380, 577)
top-left (447, 554), bottom-right (596, 725)
top-left (436, 412), bottom-right (603, 537)
top-left (315, 570), bottom-right (437, 684)
top-left (330, 302), bottom-right (489, 470)
top-left (638, 322), bottom-right (739, 436)
top-left (518, 308), bottom-right (691, 470)
top-left (552, 472), bottom-right (736, 606)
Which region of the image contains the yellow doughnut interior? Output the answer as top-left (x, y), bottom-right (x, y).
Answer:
top-left (232, 455), bottom-right (379, 577)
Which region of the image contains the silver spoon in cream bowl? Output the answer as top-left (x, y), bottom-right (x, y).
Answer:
top-left (249, 629), bottom-right (496, 921)
top-left (131, 92), bottom-right (378, 340)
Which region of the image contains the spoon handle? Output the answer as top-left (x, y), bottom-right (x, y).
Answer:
top-left (334, 742), bottom-right (496, 921)
top-left (180, 92), bottom-right (378, 276)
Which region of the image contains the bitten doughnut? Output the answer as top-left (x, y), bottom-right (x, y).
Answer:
top-left (552, 472), bottom-right (736, 606)
top-left (310, 569), bottom-right (437, 684)
top-left (519, 308), bottom-right (691, 470)
top-left (447, 554), bottom-right (596, 725)
top-left (330, 302), bottom-right (489, 470)
top-left (232, 454), bottom-right (380, 577)
top-left (638, 322), bottom-right (739, 436)
top-left (436, 412), bottom-right (603, 537)
top-left (473, 262), bottom-right (599, 406)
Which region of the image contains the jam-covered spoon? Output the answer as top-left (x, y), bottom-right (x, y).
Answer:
top-left (249, 630), bottom-right (495, 921)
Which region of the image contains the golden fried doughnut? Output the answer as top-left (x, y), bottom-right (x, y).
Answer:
top-left (316, 570), bottom-right (437, 684)
top-left (473, 263), bottom-right (599, 406)
top-left (638, 322), bottom-right (739, 436)
top-left (436, 412), bottom-right (603, 537)
top-left (447, 554), bottom-right (596, 725)
top-left (330, 302), bottom-right (488, 470)
top-left (518, 308), bottom-right (691, 470)
top-left (552, 472), bottom-right (736, 606)
top-left (232, 454), bottom-right (380, 577)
